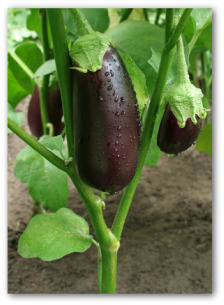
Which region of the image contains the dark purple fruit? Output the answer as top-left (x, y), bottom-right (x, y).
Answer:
top-left (28, 84), bottom-right (64, 138)
top-left (72, 46), bottom-right (141, 193)
top-left (157, 104), bottom-right (202, 154)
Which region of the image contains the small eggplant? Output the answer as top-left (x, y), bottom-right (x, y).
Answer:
top-left (157, 104), bottom-right (202, 154)
top-left (72, 46), bottom-right (141, 193)
top-left (28, 84), bottom-right (64, 138)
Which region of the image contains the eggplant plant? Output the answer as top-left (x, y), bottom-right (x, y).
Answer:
top-left (8, 8), bottom-right (212, 293)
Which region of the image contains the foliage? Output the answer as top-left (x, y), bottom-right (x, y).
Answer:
top-left (14, 136), bottom-right (69, 211)
top-left (7, 8), bottom-right (212, 294)
top-left (18, 208), bottom-right (92, 261)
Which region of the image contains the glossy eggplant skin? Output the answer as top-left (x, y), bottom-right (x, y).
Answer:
top-left (28, 85), bottom-right (64, 138)
top-left (73, 46), bottom-right (141, 193)
top-left (157, 104), bottom-right (202, 154)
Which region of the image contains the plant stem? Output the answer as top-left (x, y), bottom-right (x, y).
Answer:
top-left (176, 35), bottom-right (190, 84)
top-left (119, 8), bottom-right (133, 22)
top-left (8, 118), bottom-right (67, 172)
top-left (68, 9), bottom-right (93, 36)
top-left (112, 8), bottom-right (191, 241)
top-left (47, 9), bottom-right (74, 160)
top-left (155, 8), bottom-right (162, 25)
top-left (165, 9), bottom-right (193, 52)
top-left (165, 9), bottom-right (174, 42)
top-left (39, 9), bottom-right (51, 135)
top-left (143, 8), bottom-right (150, 22)
top-left (100, 246), bottom-right (118, 293)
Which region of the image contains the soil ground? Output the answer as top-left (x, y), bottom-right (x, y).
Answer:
top-left (8, 98), bottom-right (212, 294)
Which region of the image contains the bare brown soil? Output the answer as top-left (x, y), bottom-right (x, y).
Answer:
top-left (8, 98), bottom-right (212, 294)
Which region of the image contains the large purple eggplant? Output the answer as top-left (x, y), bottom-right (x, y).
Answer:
top-left (157, 104), bottom-right (202, 154)
top-left (28, 84), bottom-right (64, 138)
top-left (72, 46), bottom-right (141, 193)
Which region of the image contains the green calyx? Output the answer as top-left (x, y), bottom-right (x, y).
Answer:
top-left (163, 31), bottom-right (207, 128)
top-left (69, 32), bottom-right (111, 73)
top-left (164, 82), bottom-right (207, 128)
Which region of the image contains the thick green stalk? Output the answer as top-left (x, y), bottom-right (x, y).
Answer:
top-left (176, 35), bottom-right (190, 84)
top-left (68, 9), bottom-right (93, 36)
top-left (165, 9), bottom-right (174, 41)
top-left (8, 118), bottom-right (66, 172)
top-left (165, 8), bottom-right (193, 52)
top-left (155, 8), bottom-right (162, 25)
top-left (100, 246), bottom-right (118, 293)
top-left (39, 9), bottom-right (51, 135)
top-left (47, 9), bottom-right (74, 160)
top-left (143, 8), bottom-right (150, 22)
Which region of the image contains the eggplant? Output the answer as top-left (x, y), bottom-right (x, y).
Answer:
top-left (72, 46), bottom-right (141, 193)
top-left (28, 84), bottom-right (64, 138)
top-left (157, 104), bottom-right (202, 154)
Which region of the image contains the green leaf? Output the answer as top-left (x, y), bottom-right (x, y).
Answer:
top-left (8, 67), bottom-right (29, 108)
top-left (119, 51), bottom-right (149, 113)
top-left (8, 50), bottom-right (35, 93)
top-left (40, 135), bottom-right (68, 160)
top-left (14, 137), bottom-right (69, 211)
top-left (184, 16), bottom-right (196, 43)
top-left (106, 20), bottom-right (164, 97)
top-left (188, 9), bottom-right (212, 52)
top-left (196, 122), bottom-right (212, 156)
top-left (194, 22), bottom-right (212, 52)
top-left (144, 105), bottom-right (164, 166)
top-left (107, 20), bottom-right (164, 62)
top-left (81, 8), bottom-right (109, 33)
top-left (7, 103), bottom-right (24, 134)
top-left (8, 42), bottom-right (43, 94)
top-left (33, 59), bottom-right (56, 78)
top-left (26, 8), bottom-right (41, 37)
top-left (7, 8), bottom-right (38, 50)
top-left (191, 9), bottom-right (212, 31)
top-left (15, 41), bottom-right (43, 73)
top-left (63, 8), bottom-right (109, 39)
top-left (18, 208), bottom-right (93, 261)
top-left (70, 32), bottom-right (111, 72)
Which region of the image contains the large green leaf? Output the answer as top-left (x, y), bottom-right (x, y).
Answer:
top-left (8, 41), bottom-right (43, 94)
top-left (18, 208), bottom-right (93, 261)
top-left (8, 51), bottom-right (35, 93)
top-left (107, 20), bottom-right (165, 97)
top-left (7, 103), bottom-right (24, 134)
top-left (14, 136), bottom-right (69, 211)
top-left (15, 41), bottom-right (43, 73)
top-left (107, 20), bottom-right (164, 62)
top-left (196, 122), bottom-right (212, 156)
top-left (8, 67), bottom-right (29, 108)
